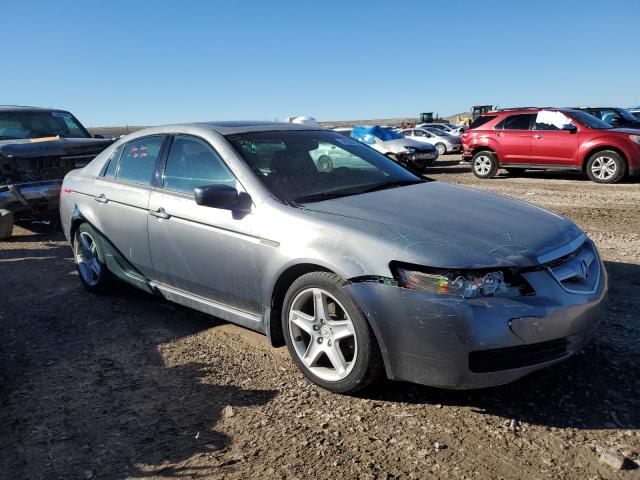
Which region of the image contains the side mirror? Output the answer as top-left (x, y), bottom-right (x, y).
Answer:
top-left (194, 184), bottom-right (252, 211)
top-left (563, 124), bottom-right (577, 133)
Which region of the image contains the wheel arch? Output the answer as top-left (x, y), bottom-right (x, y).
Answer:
top-left (267, 263), bottom-right (332, 347)
top-left (471, 145), bottom-right (499, 162)
top-left (581, 145), bottom-right (628, 173)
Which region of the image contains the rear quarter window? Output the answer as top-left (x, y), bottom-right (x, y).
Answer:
top-left (469, 115), bottom-right (497, 129)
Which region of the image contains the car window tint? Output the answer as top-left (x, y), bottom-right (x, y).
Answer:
top-left (163, 135), bottom-right (236, 195)
top-left (499, 114), bottom-right (534, 130)
top-left (470, 115), bottom-right (496, 129)
top-left (117, 136), bottom-right (165, 185)
top-left (103, 145), bottom-right (124, 178)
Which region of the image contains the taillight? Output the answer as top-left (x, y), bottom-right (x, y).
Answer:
top-left (62, 187), bottom-right (72, 194)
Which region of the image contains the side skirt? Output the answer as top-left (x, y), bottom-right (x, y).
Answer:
top-left (93, 228), bottom-right (264, 333)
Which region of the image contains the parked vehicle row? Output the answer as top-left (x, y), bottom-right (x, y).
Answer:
top-left (462, 107), bottom-right (640, 183)
top-left (349, 125), bottom-right (438, 172)
top-left (60, 121), bottom-right (607, 393)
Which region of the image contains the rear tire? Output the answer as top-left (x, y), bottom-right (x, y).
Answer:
top-left (586, 150), bottom-right (626, 184)
top-left (435, 143), bottom-right (446, 155)
top-left (282, 271), bottom-right (383, 393)
top-left (73, 223), bottom-right (114, 293)
top-left (471, 151), bottom-right (499, 179)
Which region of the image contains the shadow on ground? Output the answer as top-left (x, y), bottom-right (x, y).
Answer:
top-left (0, 228), bottom-right (277, 479)
top-left (363, 260), bottom-right (640, 433)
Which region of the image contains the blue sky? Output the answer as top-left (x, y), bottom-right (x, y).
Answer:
top-left (1, 0), bottom-right (638, 126)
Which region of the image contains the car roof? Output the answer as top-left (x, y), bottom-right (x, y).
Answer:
top-left (0, 105), bottom-right (72, 113)
top-left (198, 121), bottom-right (318, 135)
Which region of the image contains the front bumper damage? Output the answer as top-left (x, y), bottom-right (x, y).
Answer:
top-left (344, 241), bottom-right (608, 389)
top-left (0, 180), bottom-right (62, 214)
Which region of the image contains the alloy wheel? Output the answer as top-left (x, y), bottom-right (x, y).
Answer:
top-left (590, 156), bottom-right (617, 181)
top-left (436, 143), bottom-right (446, 155)
top-left (74, 231), bottom-right (102, 286)
top-left (288, 288), bottom-right (357, 382)
top-left (474, 155), bottom-right (492, 175)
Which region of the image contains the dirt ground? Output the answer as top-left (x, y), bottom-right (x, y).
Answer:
top-left (1, 158), bottom-right (639, 480)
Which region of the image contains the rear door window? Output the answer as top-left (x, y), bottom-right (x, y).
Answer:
top-left (162, 135), bottom-right (236, 195)
top-left (495, 114), bottom-right (534, 130)
top-left (116, 136), bottom-right (166, 185)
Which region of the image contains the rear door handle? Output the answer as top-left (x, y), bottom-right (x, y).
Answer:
top-left (533, 134), bottom-right (544, 139)
top-left (496, 132), bottom-right (505, 137)
top-left (149, 208), bottom-right (171, 219)
top-left (94, 194), bottom-right (108, 203)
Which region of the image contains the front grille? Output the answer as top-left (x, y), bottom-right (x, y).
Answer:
top-left (547, 241), bottom-right (600, 294)
top-left (468, 338), bottom-right (568, 373)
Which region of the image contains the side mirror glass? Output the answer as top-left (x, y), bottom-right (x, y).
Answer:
top-left (194, 184), bottom-right (251, 211)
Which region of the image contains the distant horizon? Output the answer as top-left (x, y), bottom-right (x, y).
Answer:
top-left (2, 0), bottom-right (639, 127)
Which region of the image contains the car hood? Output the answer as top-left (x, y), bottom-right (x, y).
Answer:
top-left (610, 127), bottom-right (640, 135)
top-left (380, 138), bottom-right (436, 151)
top-left (0, 137), bottom-right (115, 159)
top-left (301, 181), bottom-right (583, 268)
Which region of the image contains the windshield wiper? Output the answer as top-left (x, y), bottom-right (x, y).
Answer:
top-left (293, 179), bottom-right (424, 204)
top-left (293, 190), bottom-right (356, 203)
top-left (358, 179), bottom-right (424, 194)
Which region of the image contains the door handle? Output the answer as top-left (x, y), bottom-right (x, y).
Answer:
top-left (496, 132), bottom-right (505, 137)
top-left (533, 134), bottom-right (544, 139)
top-left (149, 208), bottom-right (171, 219)
top-left (94, 194), bottom-right (108, 203)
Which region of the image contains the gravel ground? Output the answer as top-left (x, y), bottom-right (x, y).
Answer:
top-left (1, 157), bottom-right (639, 480)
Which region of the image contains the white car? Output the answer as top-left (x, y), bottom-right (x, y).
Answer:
top-left (398, 128), bottom-right (463, 155)
top-left (417, 122), bottom-right (465, 136)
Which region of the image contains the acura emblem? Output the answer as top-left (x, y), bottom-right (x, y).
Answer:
top-left (579, 259), bottom-right (590, 280)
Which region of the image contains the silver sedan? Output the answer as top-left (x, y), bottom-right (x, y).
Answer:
top-left (60, 122), bottom-right (607, 393)
top-left (399, 128), bottom-right (462, 155)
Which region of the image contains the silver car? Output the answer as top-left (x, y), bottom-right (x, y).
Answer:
top-left (60, 122), bottom-right (607, 393)
top-left (399, 128), bottom-right (463, 155)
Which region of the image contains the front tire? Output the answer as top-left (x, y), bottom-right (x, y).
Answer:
top-left (586, 150), bottom-right (626, 184)
top-left (73, 223), bottom-right (113, 293)
top-left (471, 151), bottom-right (499, 179)
top-left (282, 272), bottom-right (383, 393)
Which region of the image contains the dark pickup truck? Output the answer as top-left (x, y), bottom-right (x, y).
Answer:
top-left (0, 106), bottom-right (115, 238)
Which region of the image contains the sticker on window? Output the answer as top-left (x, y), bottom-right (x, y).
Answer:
top-left (335, 137), bottom-right (361, 147)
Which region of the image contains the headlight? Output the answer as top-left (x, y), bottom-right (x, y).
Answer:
top-left (629, 134), bottom-right (640, 145)
top-left (393, 265), bottom-right (531, 299)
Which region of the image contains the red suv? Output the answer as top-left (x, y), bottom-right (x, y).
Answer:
top-left (461, 108), bottom-right (640, 183)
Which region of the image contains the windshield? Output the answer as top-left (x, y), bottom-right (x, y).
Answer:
top-left (563, 110), bottom-right (613, 129)
top-left (0, 110), bottom-right (91, 140)
top-left (618, 108), bottom-right (638, 122)
top-left (227, 130), bottom-right (423, 203)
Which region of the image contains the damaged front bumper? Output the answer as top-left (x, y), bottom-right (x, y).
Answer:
top-left (344, 248), bottom-right (608, 389)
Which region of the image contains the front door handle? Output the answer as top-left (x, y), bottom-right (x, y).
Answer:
top-left (533, 134), bottom-right (544, 139)
top-left (149, 208), bottom-right (171, 219)
top-left (94, 194), bottom-right (108, 203)
top-left (496, 131), bottom-right (505, 137)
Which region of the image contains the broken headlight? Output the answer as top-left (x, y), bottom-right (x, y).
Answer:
top-left (392, 265), bottom-right (531, 299)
